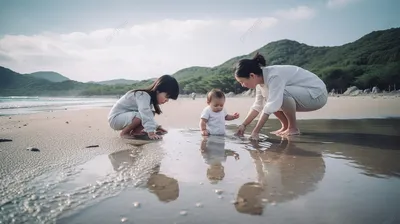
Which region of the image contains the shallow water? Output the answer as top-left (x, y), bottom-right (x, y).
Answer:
top-left (1, 119), bottom-right (400, 224)
top-left (0, 96), bottom-right (116, 116)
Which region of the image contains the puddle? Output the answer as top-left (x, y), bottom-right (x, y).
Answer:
top-left (2, 119), bottom-right (400, 224)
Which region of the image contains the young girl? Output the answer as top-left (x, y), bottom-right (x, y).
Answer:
top-left (108, 75), bottom-right (180, 140)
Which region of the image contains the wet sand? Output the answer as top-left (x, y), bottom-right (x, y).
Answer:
top-left (1, 96), bottom-right (400, 224)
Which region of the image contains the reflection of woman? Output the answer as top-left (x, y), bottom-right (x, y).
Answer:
top-left (108, 149), bottom-right (180, 203)
top-left (234, 139), bottom-right (325, 215)
top-left (147, 172), bottom-right (179, 202)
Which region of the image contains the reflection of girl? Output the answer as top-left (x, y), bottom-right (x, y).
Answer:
top-left (234, 140), bottom-right (325, 215)
top-left (108, 149), bottom-right (179, 203)
top-left (147, 173), bottom-right (179, 202)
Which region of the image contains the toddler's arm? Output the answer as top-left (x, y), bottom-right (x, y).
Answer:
top-left (225, 112), bottom-right (240, 121)
top-left (199, 118), bottom-right (208, 136)
top-left (200, 107), bottom-right (210, 136)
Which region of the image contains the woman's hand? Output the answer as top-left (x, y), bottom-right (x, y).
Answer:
top-left (148, 132), bottom-right (163, 140)
top-left (249, 131), bottom-right (260, 141)
top-left (235, 124), bottom-right (246, 137)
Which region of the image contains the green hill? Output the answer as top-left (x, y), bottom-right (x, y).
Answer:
top-left (173, 27), bottom-right (400, 94)
top-left (0, 27), bottom-right (399, 96)
top-left (26, 71), bottom-right (70, 82)
top-left (88, 79), bottom-right (139, 85)
top-left (0, 66), bottom-right (155, 96)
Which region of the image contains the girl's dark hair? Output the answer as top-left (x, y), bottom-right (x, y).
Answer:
top-left (234, 52), bottom-right (267, 78)
top-left (131, 74), bottom-right (179, 115)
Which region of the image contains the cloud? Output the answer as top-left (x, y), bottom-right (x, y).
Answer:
top-left (229, 17), bottom-right (278, 32)
top-left (326, 0), bottom-right (360, 8)
top-left (274, 6), bottom-right (316, 21)
top-left (0, 6), bottom-right (312, 82)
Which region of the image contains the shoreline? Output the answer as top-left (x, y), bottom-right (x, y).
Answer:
top-left (2, 96), bottom-right (400, 124)
top-left (1, 90), bottom-right (399, 99)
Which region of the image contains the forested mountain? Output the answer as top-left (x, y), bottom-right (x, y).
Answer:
top-left (1, 27), bottom-right (399, 96)
top-left (26, 71), bottom-right (70, 82)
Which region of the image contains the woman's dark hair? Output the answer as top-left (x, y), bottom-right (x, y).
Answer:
top-left (131, 74), bottom-right (179, 115)
top-left (234, 52), bottom-right (267, 78)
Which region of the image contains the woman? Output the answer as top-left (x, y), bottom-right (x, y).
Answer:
top-left (234, 53), bottom-right (328, 139)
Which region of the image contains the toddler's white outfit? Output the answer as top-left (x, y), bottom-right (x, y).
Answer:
top-left (200, 106), bottom-right (227, 135)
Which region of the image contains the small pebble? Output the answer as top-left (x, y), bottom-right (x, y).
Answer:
top-left (218, 195), bottom-right (223, 199)
top-left (121, 217), bottom-right (128, 222)
top-left (65, 121), bottom-right (69, 124)
top-left (180, 210), bottom-right (187, 216)
top-left (195, 202), bottom-right (203, 208)
top-left (86, 145), bottom-right (99, 148)
top-left (214, 189), bottom-right (223, 195)
top-left (199, 182), bottom-right (203, 185)
top-left (26, 147), bottom-right (40, 152)
top-left (0, 139), bottom-right (12, 142)
top-left (133, 202), bottom-right (140, 208)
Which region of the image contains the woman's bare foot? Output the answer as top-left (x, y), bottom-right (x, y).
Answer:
top-left (280, 128), bottom-right (300, 136)
top-left (270, 127), bottom-right (287, 135)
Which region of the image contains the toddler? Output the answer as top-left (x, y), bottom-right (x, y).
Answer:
top-left (199, 89), bottom-right (240, 136)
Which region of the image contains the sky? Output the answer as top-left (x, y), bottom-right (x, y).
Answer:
top-left (0, 0), bottom-right (399, 82)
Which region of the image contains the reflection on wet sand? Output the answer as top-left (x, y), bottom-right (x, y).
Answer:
top-left (234, 118), bottom-right (400, 179)
top-left (108, 148), bottom-right (180, 203)
top-left (147, 173), bottom-right (179, 202)
top-left (234, 138), bottom-right (325, 215)
top-left (58, 119), bottom-right (400, 224)
top-left (199, 136), bottom-right (240, 183)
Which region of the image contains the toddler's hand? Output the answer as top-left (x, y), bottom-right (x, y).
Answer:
top-left (201, 130), bottom-right (209, 136)
top-left (233, 112), bottom-right (240, 119)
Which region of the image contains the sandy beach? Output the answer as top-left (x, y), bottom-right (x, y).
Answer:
top-left (1, 95), bottom-right (400, 224)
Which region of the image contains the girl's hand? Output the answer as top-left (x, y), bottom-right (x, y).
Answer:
top-left (233, 112), bottom-right (240, 119)
top-left (148, 132), bottom-right (163, 140)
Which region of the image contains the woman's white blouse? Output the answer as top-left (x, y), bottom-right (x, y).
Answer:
top-left (251, 65), bottom-right (327, 115)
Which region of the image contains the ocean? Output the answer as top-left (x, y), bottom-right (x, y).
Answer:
top-left (0, 96), bottom-right (117, 116)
